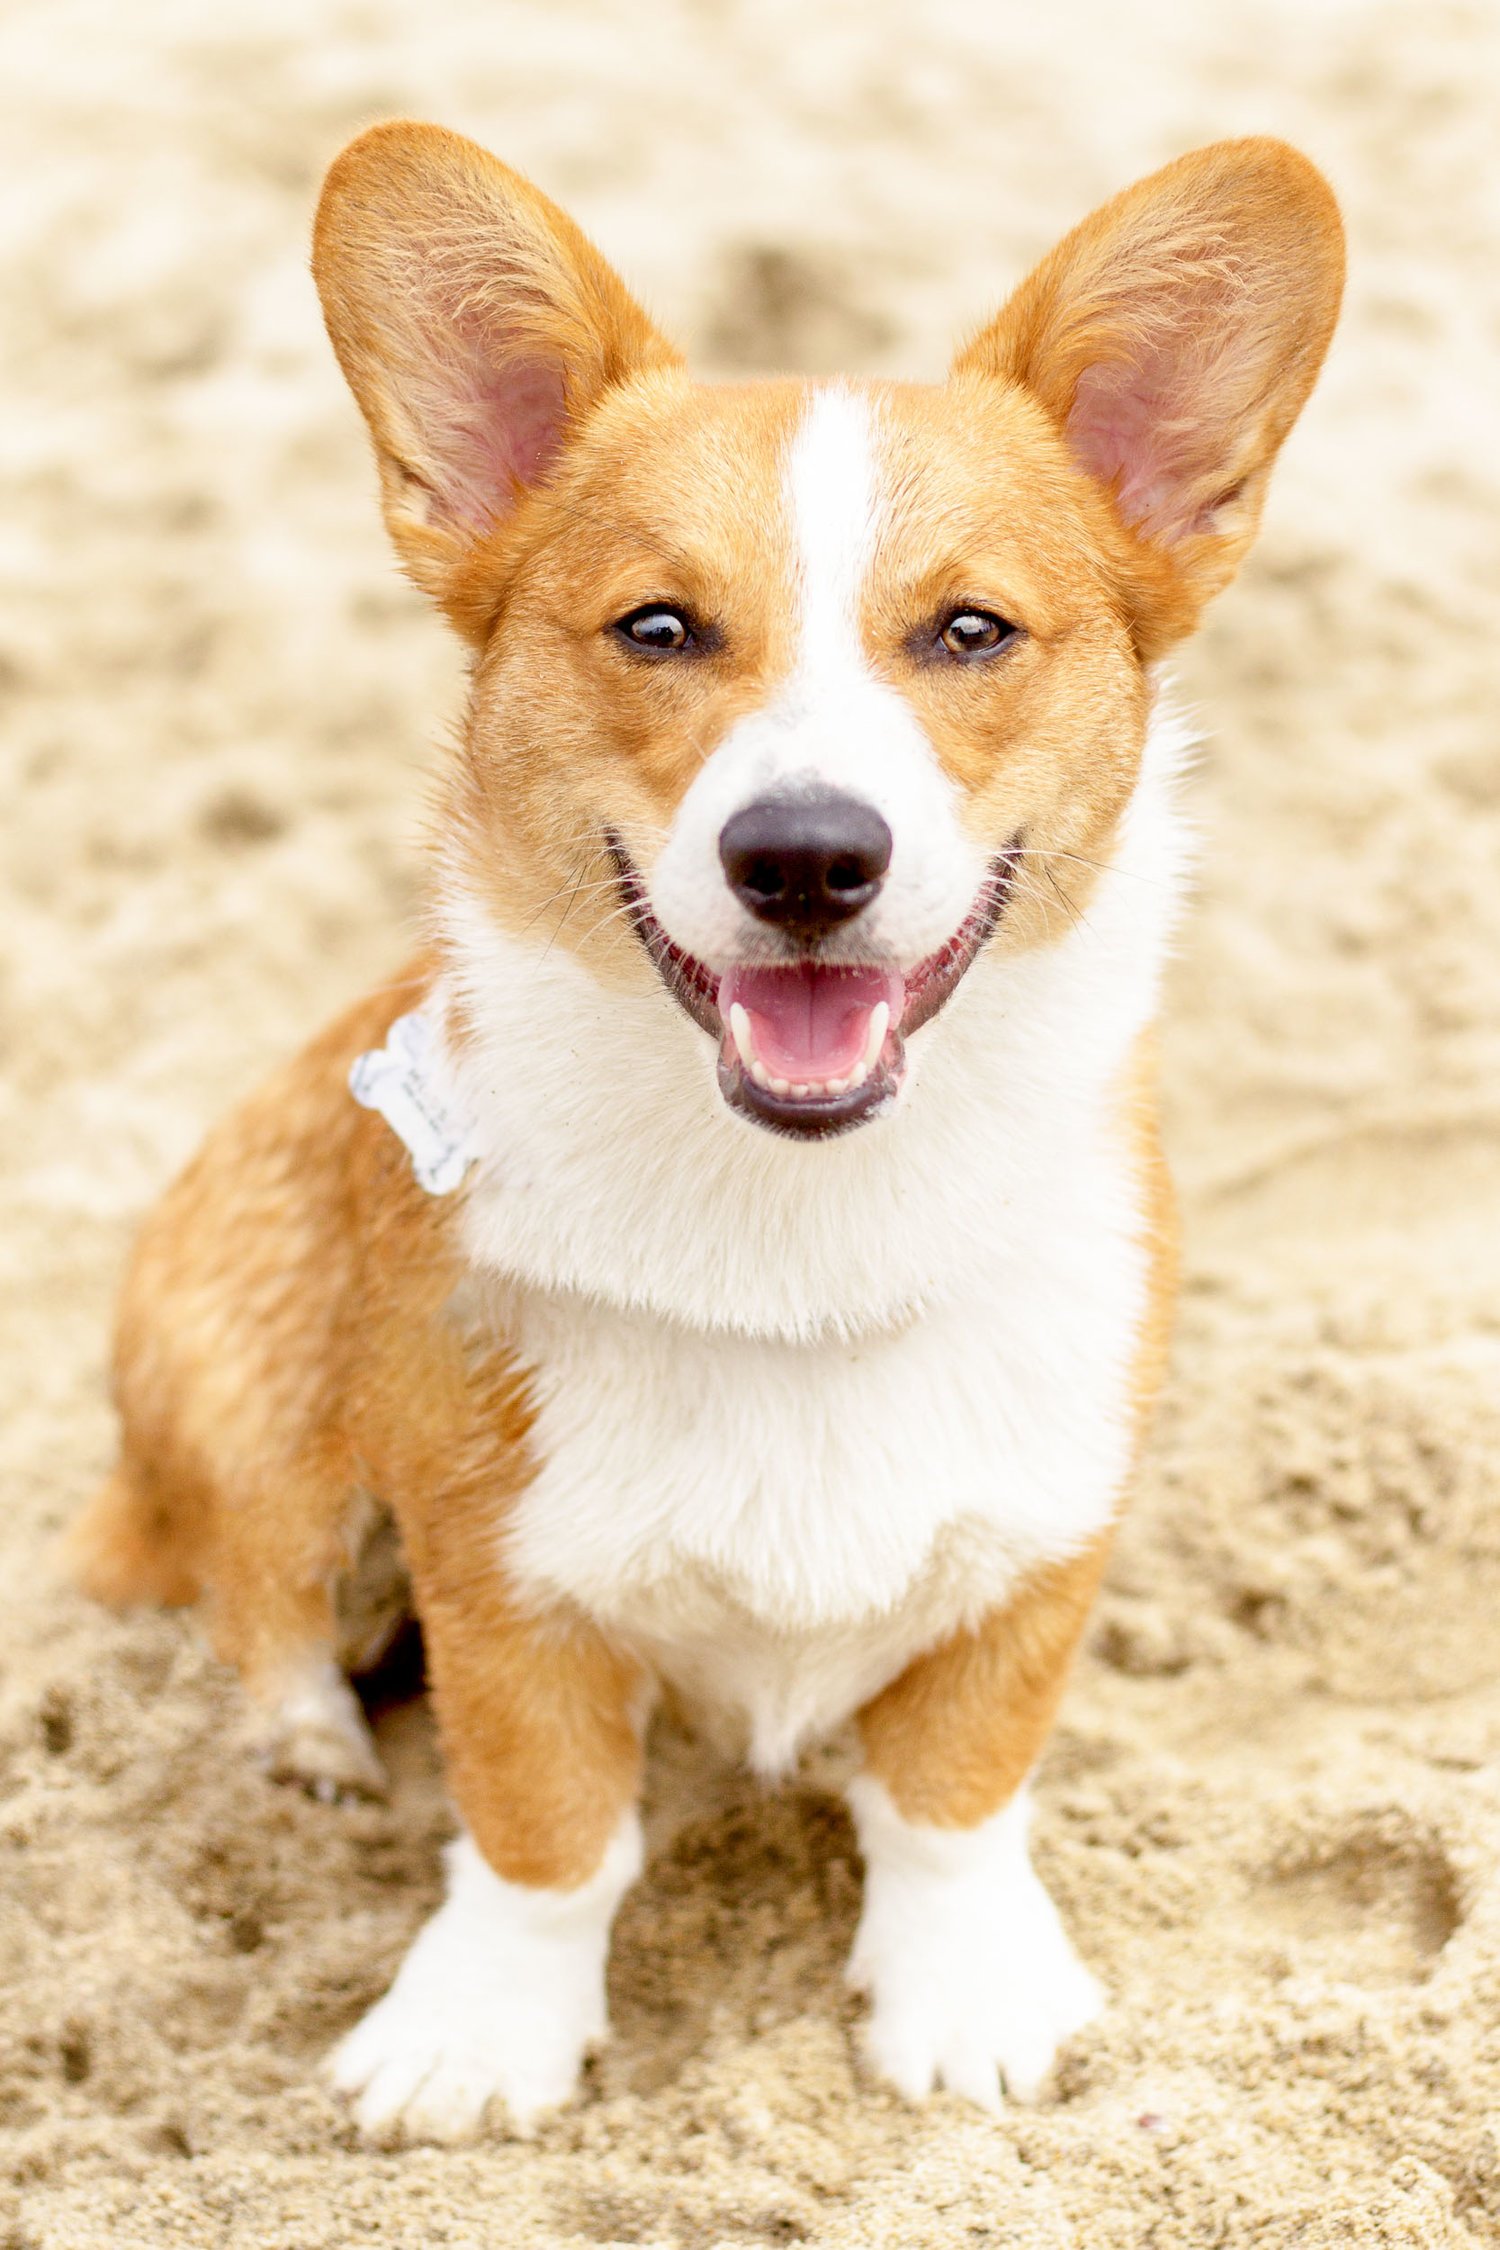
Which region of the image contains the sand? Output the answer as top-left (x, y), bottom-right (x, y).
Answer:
top-left (5, 0), bottom-right (1500, 2241)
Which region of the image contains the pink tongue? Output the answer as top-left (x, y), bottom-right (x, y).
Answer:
top-left (718, 963), bottom-right (904, 1083)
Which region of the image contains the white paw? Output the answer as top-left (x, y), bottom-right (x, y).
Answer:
top-left (847, 1775), bottom-right (1102, 2111)
top-left (330, 1821), bottom-right (641, 2142)
top-left (255, 1658), bottom-right (386, 1800)
top-left (331, 1959), bottom-right (596, 2140)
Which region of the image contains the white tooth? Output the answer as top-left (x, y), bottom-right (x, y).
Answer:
top-left (750, 1060), bottom-right (771, 1089)
top-left (846, 1060), bottom-right (868, 1090)
top-left (862, 1002), bottom-right (890, 1075)
top-left (770, 1076), bottom-right (791, 1097)
top-left (825, 1077), bottom-right (847, 1096)
top-left (729, 1002), bottom-right (753, 1068)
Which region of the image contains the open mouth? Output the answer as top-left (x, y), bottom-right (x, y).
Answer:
top-left (609, 835), bottom-right (1021, 1139)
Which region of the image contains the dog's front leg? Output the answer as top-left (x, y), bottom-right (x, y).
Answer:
top-left (331, 1557), bottom-right (647, 2143)
top-left (847, 1537), bottom-right (1111, 2111)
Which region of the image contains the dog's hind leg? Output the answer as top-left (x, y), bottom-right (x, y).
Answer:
top-left (204, 1443), bottom-right (389, 1801)
top-left (75, 1438), bottom-right (386, 1801)
top-left (68, 1460), bottom-right (204, 1611)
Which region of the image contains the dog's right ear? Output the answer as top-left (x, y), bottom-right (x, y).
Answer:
top-left (313, 122), bottom-right (679, 636)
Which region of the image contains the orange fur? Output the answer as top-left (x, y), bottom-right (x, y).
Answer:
top-left (75, 972), bottom-right (435, 1694)
top-left (857, 1538), bottom-right (1115, 1829)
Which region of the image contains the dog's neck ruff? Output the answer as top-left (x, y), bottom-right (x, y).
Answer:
top-left (432, 704), bottom-right (1192, 1346)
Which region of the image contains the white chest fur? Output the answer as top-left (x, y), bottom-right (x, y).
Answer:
top-left (441, 711), bottom-right (1189, 1771)
top-left (496, 1171), bottom-right (1146, 1772)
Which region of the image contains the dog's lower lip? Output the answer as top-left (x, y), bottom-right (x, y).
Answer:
top-left (606, 832), bottom-right (1021, 1135)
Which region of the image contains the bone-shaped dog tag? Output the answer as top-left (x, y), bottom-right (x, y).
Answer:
top-left (349, 1008), bottom-right (475, 1195)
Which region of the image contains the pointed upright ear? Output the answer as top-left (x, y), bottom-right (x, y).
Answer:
top-left (955, 138), bottom-right (1344, 651)
top-left (313, 122), bottom-right (680, 634)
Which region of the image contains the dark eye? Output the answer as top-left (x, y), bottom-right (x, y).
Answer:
top-left (937, 608), bottom-right (1017, 659)
top-left (616, 605), bottom-right (691, 652)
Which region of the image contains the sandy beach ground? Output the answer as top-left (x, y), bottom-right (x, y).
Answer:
top-left (4, 2), bottom-right (1500, 2242)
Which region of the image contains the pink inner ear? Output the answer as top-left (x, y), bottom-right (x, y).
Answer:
top-left (1067, 341), bottom-right (1216, 545)
top-left (428, 349), bottom-right (568, 534)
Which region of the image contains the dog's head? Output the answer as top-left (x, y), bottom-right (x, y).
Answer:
top-left (315, 126), bottom-right (1341, 1141)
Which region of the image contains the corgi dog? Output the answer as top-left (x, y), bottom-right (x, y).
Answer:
top-left (73, 124), bottom-right (1342, 2140)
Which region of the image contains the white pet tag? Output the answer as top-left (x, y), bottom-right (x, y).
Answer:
top-left (349, 1008), bottom-right (476, 1195)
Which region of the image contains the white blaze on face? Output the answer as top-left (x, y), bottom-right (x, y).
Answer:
top-left (787, 376), bottom-right (878, 687)
top-left (648, 386), bottom-right (987, 971)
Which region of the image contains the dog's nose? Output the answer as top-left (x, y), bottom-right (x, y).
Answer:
top-left (719, 791), bottom-right (893, 940)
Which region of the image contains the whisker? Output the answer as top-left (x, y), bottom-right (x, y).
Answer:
top-left (538, 860), bottom-right (594, 963)
top-left (1041, 863), bottom-right (1090, 936)
top-left (1037, 847), bottom-right (1167, 890)
top-left (571, 898), bottom-right (649, 953)
top-left (1003, 859), bottom-right (1092, 939)
top-left (515, 872), bottom-right (622, 940)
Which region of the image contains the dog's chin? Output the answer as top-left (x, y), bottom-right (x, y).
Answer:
top-left (609, 839), bottom-right (1021, 1142)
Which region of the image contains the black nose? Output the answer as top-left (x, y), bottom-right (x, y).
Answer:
top-left (719, 790), bottom-right (893, 940)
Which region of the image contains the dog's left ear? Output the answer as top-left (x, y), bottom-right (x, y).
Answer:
top-left (955, 138), bottom-right (1344, 654)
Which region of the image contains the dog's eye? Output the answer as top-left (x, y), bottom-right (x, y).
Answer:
top-left (937, 609), bottom-right (1017, 659)
top-left (616, 606), bottom-right (691, 652)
